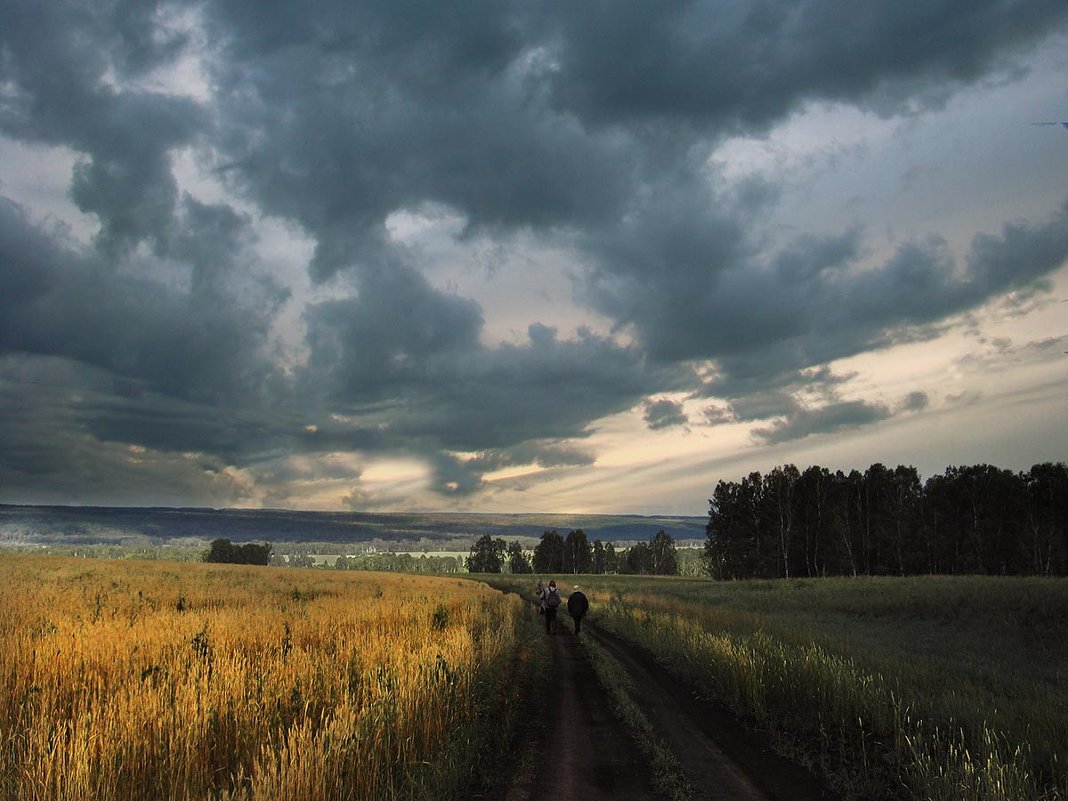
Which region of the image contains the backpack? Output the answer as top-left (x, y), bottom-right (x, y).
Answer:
top-left (545, 587), bottom-right (561, 608)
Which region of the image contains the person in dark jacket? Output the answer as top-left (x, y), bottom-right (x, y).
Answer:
top-left (541, 580), bottom-right (562, 634)
top-left (567, 587), bottom-right (589, 634)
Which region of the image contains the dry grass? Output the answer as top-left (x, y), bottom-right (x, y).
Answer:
top-left (0, 554), bottom-right (528, 801)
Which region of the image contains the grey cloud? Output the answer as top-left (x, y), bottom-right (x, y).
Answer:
top-left (0, 198), bottom-right (293, 469)
top-left (1022, 336), bottom-right (1068, 362)
top-left (662, 202), bottom-right (1068, 399)
top-left (729, 391), bottom-right (800, 422)
top-left (997, 279), bottom-right (1055, 318)
top-left (204, 1), bottom-right (631, 281)
top-left (520, 442), bottom-right (595, 468)
top-left (752, 399), bottom-right (892, 445)
top-left (426, 439), bottom-right (596, 498)
top-left (0, 1), bottom-right (206, 253)
top-left (428, 451), bottom-right (484, 496)
top-left (0, 200), bottom-right (286, 406)
top-left (967, 202), bottom-right (1068, 289)
top-left (544, 0), bottom-right (1068, 129)
top-left (643, 399), bottom-right (688, 430)
top-left (205, 0), bottom-right (1068, 288)
top-left (954, 333), bottom-right (1068, 375)
top-left (2, 0), bottom-right (1067, 507)
top-left (714, 368), bottom-right (911, 443)
top-left (110, 0), bottom-right (192, 76)
top-left (467, 442), bottom-right (596, 472)
top-left (341, 479), bottom-right (416, 513)
top-left (0, 366), bottom-right (256, 507)
top-left (301, 259), bottom-right (485, 404)
top-left (299, 256), bottom-right (691, 452)
top-left (702, 404), bottom-right (736, 426)
top-left (899, 391), bottom-right (930, 412)
top-left (396, 322), bottom-right (690, 450)
top-left (67, 92), bottom-right (203, 252)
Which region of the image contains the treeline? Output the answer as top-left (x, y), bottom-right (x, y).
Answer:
top-left (333, 553), bottom-right (465, 573)
top-left (468, 528), bottom-right (682, 575)
top-left (203, 539), bottom-right (272, 566)
top-left (706, 462), bottom-right (1068, 579)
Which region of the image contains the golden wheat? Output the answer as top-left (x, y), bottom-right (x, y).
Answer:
top-left (0, 554), bottom-right (526, 801)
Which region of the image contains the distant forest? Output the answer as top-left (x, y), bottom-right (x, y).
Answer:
top-left (705, 462), bottom-right (1068, 579)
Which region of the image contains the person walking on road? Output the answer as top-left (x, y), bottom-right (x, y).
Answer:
top-left (567, 587), bottom-right (589, 634)
top-left (542, 579), bottom-right (562, 634)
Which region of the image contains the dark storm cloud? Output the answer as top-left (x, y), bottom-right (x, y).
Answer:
top-left (643, 399), bottom-right (688, 430)
top-left (0, 200), bottom-right (286, 408)
top-left (718, 369), bottom-right (927, 445)
top-left (289, 247), bottom-right (687, 499)
top-left (300, 259), bottom-right (690, 451)
top-left (702, 404), bottom-right (736, 426)
top-left (202, 0), bottom-right (631, 281)
top-left (0, 0), bottom-right (206, 253)
top-left (658, 202), bottom-right (1068, 398)
top-left (183, 0), bottom-right (1068, 395)
top-left (544, 0), bottom-right (1068, 128)
top-left (752, 399), bottom-right (892, 445)
top-left (463, 442), bottom-right (596, 474)
top-left (423, 440), bottom-right (597, 497)
top-left (3, 0), bottom-right (1068, 506)
top-left (730, 390), bottom-right (802, 423)
top-left (198, 0), bottom-right (1068, 280)
top-left (0, 196), bottom-right (294, 484)
top-left (899, 391), bottom-right (930, 413)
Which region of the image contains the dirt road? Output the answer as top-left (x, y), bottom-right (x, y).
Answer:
top-left (508, 604), bottom-right (835, 801)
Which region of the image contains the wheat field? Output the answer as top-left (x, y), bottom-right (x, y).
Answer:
top-left (0, 554), bottom-right (529, 801)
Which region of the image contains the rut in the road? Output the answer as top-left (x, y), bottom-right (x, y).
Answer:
top-left (527, 623), bottom-right (667, 801)
top-left (503, 594), bottom-right (834, 801)
top-left (586, 622), bottom-right (836, 801)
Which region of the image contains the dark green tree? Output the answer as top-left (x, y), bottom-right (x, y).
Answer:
top-left (886, 465), bottom-right (923, 575)
top-left (507, 541), bottom-right (533, 574)
top-left (592, 539), bottom-right (607, 574)
top-left (467, 535), bottom-right (506, 573)
top-left (604, 541), bottom-right (619, 573)
top-left (205, 539), bottom-right (271, 566)
top-left (705, 472), bottom-right (767, 579)
top-left (765, 464), bottom-right (800, 578)
top-left (562, 529), bottom-right (593, 573)
top-left (532, 530), bottom-right (564, 573)
top-left (623, 541), bottom-right (653, 574)
top-left (1024, 462), bottom-right (1068, 575)
top-left (205, 539), bottom-right (236, 563)
top-left (649, 529), bottom-right (678, 575)
top-left (796, 465), bottom-right (832, 577)
top-left (705, 460), bottom-right (1068, 579)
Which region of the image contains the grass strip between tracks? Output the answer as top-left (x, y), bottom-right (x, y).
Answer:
top-left (578, 634), bottom-right (693, 801)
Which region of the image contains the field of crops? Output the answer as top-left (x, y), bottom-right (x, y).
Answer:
top-left (505, 573), bottom-right (1067, 801)
top-left (0, 554), bottom-right (535, 801)
top-left (7, 551), bottom-right (1066, 801)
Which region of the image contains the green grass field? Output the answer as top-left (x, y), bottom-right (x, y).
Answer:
top-left (488, 573), bottom-right (1068, 801)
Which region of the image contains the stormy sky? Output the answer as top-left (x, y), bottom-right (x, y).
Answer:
top-left (2, 0), bottom-right (1067, 514)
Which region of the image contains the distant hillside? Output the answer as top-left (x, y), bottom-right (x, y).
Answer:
top-left (0, 504), bottom-right (706, 550)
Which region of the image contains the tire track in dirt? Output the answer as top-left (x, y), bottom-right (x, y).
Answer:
top-left (584, 620), bottom-right (837, 801)
top-left (502, 590), bottom-right (834, 801)
top-left (526, 621), bottom-right (667, 800)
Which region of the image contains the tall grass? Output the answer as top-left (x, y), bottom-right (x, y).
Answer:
top-left (0, 554), bottom-right (531, 801)
top-left (568, 575), bottom-right (1068, 801)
